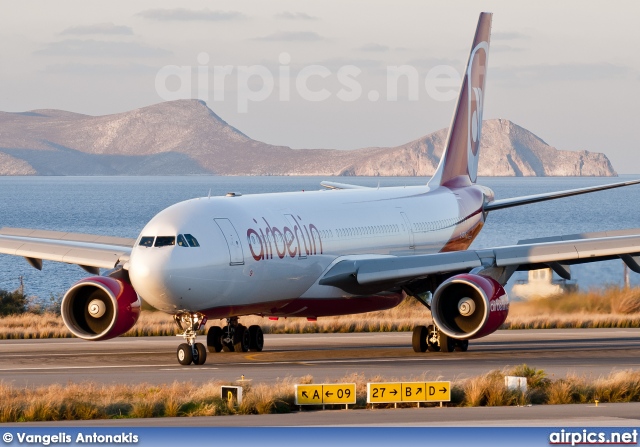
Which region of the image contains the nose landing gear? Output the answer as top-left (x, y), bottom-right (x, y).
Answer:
top-left (174, 312), bottom-right (208, 365)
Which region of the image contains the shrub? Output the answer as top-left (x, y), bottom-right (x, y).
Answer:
top-left (0, 289), bottom-right (28, 316)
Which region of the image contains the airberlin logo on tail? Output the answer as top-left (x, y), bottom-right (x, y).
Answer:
top-left (247, 216), bottom-right (323, 261)
top-left (466, 41), bottom-right (488, 183)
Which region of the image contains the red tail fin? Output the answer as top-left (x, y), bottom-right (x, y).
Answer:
top-left (429, 12), bottom-right (492, 188)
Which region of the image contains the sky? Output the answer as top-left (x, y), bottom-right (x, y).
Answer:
top-left (1, 0), bottom-right (639, 173)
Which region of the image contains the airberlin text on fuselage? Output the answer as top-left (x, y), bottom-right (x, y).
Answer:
top-left (247, 216), bottom-right (323, 261)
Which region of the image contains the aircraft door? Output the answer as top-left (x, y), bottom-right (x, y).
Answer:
top-left (214, 218), bottom-right (245, 265)
top-left (400, 212), bottom-right (415, 250)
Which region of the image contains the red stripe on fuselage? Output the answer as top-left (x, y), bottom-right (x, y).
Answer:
top-left (197, 293), bottom-right (404, 320)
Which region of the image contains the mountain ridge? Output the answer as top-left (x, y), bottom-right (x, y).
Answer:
top-left (0, 99), bottom-right (617, 177)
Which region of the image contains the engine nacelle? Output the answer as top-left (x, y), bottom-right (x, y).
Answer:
top-left (431, 273), bottom-right (509, 340)
top-left (61, 277), bottom-right (141, 341)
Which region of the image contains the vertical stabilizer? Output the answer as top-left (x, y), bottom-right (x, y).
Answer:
top-left (428, 12), bottom-right (492, 188)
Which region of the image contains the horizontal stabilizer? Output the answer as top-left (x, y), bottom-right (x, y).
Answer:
top-left (320, 181), bottom-right (371, 190)
top-left (484, 179), bottom-right (640, 212)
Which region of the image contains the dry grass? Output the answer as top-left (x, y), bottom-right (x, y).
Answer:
top-left (2, 367), bottom-right (640, 422)
top-left (512, 287), bottom-right (640, 315)
top-left (1, 287), bottom-right (639, 339)
top-left (505, 287), bottom-right (640, 329)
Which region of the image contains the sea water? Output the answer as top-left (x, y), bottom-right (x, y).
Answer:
top-left (0, 175), bottom-right (638, 300)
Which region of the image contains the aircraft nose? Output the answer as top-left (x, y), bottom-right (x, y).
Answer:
top-left (128, 247), bottom-right (175, 312)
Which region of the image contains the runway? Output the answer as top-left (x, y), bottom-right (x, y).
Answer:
top-left (9, 403), bottom-right (640, 427)
top-left (1, 328), bottom-right (640, 387)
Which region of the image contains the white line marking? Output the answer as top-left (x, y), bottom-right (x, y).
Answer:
top-left (227, 357), bottom-right (451, 366)
top-left (1, 351), bottom-right (159, 358)
top-left (0, 364), bottom-right (175, 371)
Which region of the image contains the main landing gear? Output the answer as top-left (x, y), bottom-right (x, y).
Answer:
top-left (207, 317), bottom-right (264, 353)
top-left (412, 324), bottom-right (469, 353)
top-left (174, 312), bottom-right (208, 366)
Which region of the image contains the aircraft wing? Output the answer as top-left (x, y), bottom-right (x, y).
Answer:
top-left (319, 228), bottom-right (640, 294)
top-left (0, 227), bottom-right (135, 274)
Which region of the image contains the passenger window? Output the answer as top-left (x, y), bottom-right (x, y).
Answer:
top-left (177, 234), bottom-right (188, 247)
top-left (139, 236), bottom-right (154, 247)
top-left (184, 234), bottom-right (200, 247)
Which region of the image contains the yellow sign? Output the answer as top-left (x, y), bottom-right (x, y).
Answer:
top-left (220, 386), bottom-right (243, 406)
top-left (295, 383), bottom-right (356, 405)
top-left (367, 383), bottom-right (402, 403)
top-left (322, 384), bottom-right (356, 404)
top-left (426, 381), bottom-right (451, 402)
top-left (295, 385), bottom-right (323, 405)
top-left (367, 381), bottom-right (450, 403)
top-left (401, 382), bottom-right (427, 402)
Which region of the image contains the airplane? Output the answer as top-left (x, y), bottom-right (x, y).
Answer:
top-left (1, 12), bottom-right (640, 366)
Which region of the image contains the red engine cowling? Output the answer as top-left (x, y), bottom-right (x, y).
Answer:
top-left (61, 277), bottom-right (141, 341)
top-left (431, 273), bottom-right (509, 340)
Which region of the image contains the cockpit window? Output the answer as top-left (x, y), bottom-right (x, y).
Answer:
top-left (139, 236), bottom-right (154, 247)
top-left (176, 234), bottom-right (188, 247)
top-left (184, 234), bottom-right (200, 247)
top-left (154, 236), bottom-right (176, 247)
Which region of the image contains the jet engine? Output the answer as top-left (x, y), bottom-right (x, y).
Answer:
top-left (431, 273), bottom-right (509, 340)
top-left (61, 277), bottom-right (141, 341)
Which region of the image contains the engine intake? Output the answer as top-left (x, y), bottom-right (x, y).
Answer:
top-left (431, 273), bottom-right (509, 340)
top-left (61, 277), bottom-right (141, 341)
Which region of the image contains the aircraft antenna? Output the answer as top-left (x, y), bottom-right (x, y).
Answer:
top-left (207, 188), bottom-right (211, 199)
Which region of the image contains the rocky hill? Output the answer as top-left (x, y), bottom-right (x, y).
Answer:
top-left (0, 100), bottom-right (616, 176)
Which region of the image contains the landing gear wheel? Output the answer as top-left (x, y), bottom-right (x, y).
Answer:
top-left (412, 325), bottom-right (428, 352)
top-left (234, 325), bottom-right (250, 352)
top-left (207, 326), bottom-right (223, 353)
top-left (439, 332), bottom-right (456, 353)
top-left (194, 342), bottom-right (207, 364)
top-left (177, 343), bottom-right (193, 365)
top-left (454, 339), bottom-right (469, 352)
top-left (426, 324), bottom-right (440, 352)
top-left (249, 325), bottom-right (264, 352)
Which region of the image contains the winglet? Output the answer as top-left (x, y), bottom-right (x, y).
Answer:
top-left (429, 12), bottom-right (492, 188)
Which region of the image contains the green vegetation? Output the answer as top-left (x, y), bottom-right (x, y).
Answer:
top-left (0, 289), bottom-right (28, 316)
top-left (1, 366), bottom-right (639, 422)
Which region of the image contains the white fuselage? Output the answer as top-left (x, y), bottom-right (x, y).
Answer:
top-left (127, 183), bottom-right (491, 319)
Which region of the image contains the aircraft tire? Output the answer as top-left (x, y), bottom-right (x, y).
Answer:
top-left (177, 343), bottom-right (193, 365)
top-left (234, 325), bottom-right (250, 352)
top-left (249, 325), bottom-right (264, 352)
top-left (412, 325), bottom-right (428, 352)
top-left (207, 326), bottom-right (223, 353)
top-left (439, 332), bottom-right (456, 353)
top-left (194, 342), bottom-right (207, 364)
